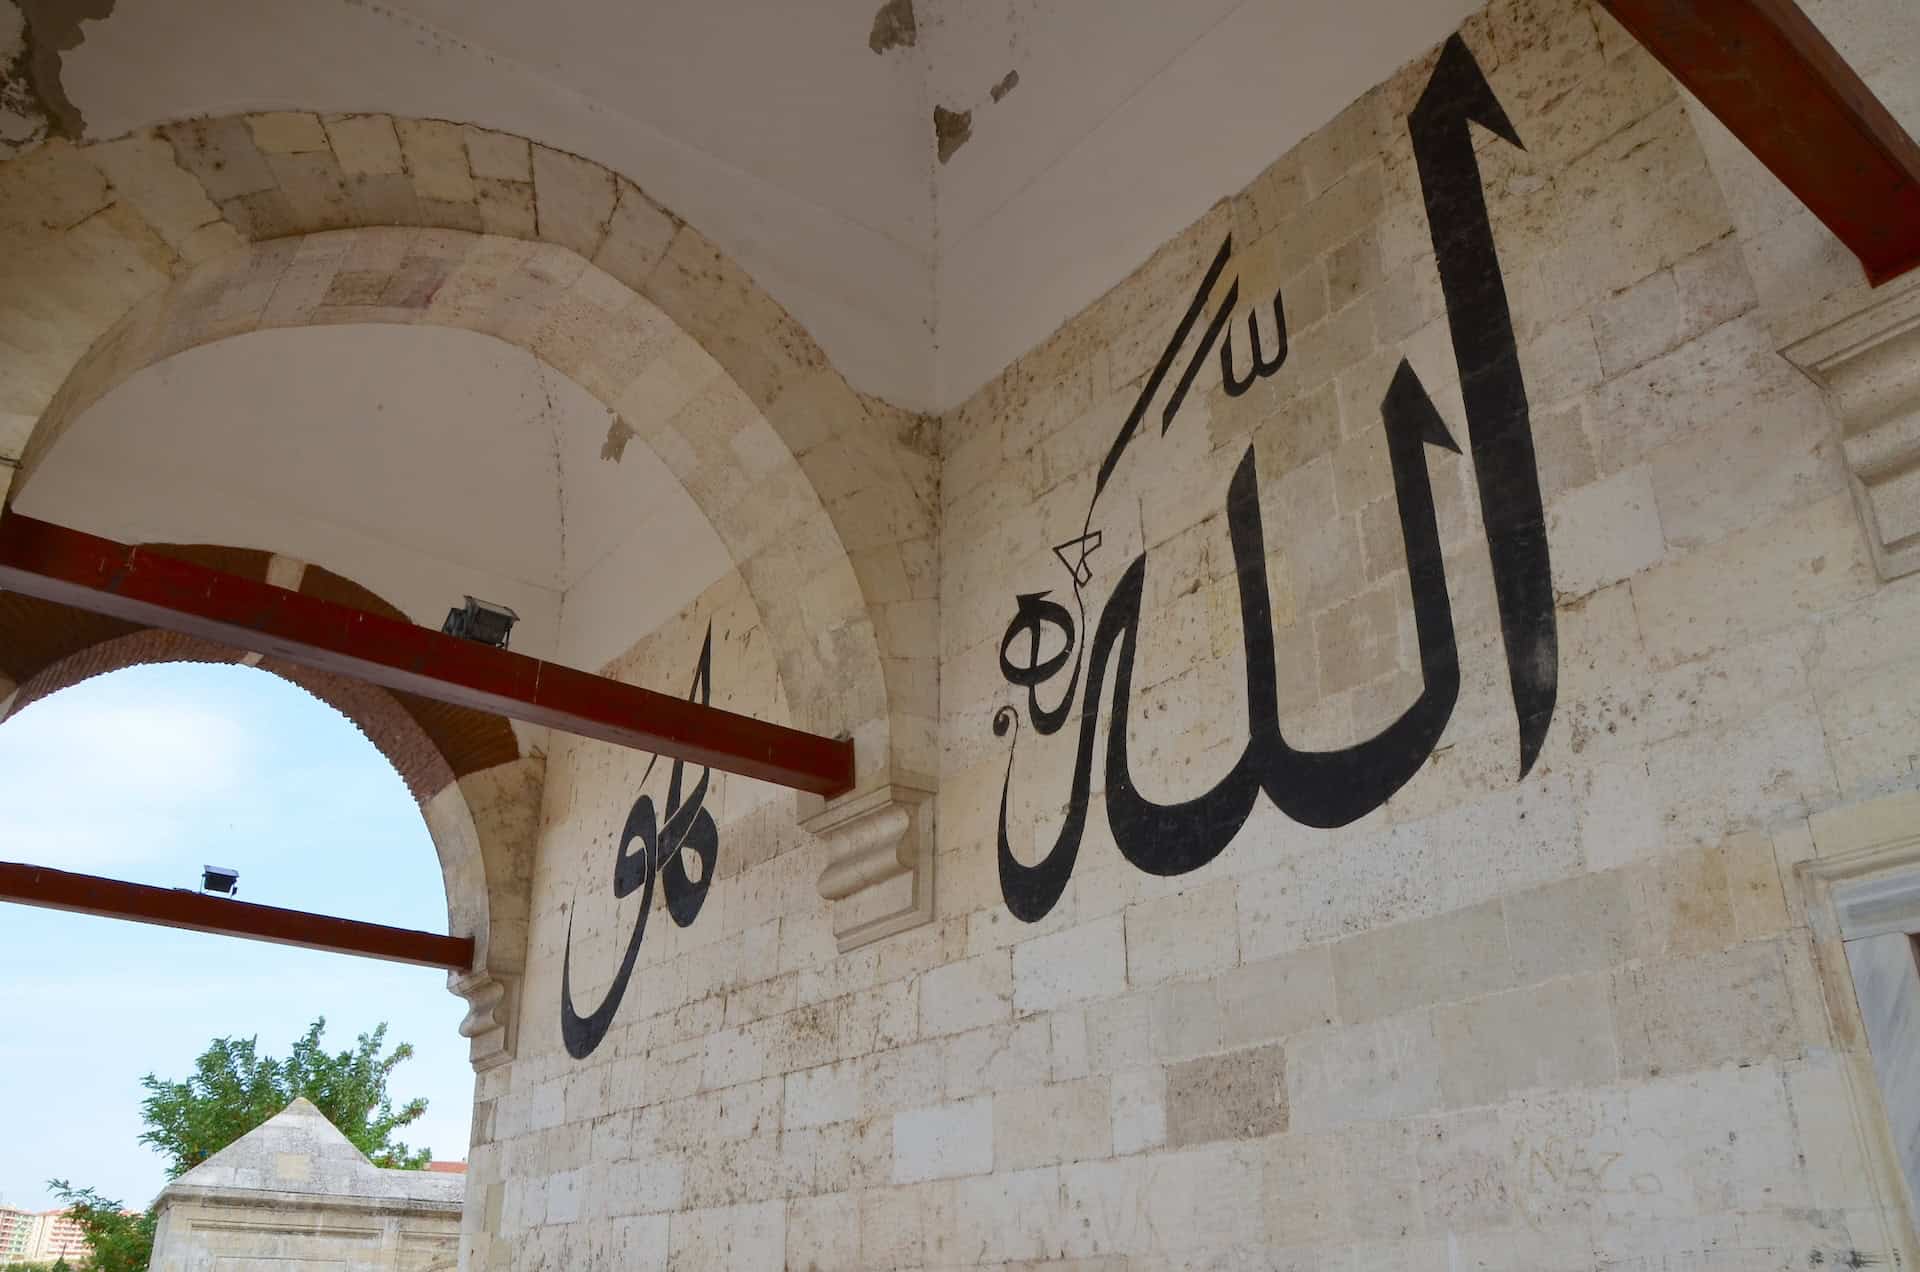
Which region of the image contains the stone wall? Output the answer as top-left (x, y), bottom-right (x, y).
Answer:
top-left (465, 0), bottom-right (1920, 1266)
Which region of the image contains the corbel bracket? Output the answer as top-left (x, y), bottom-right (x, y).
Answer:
top-left (806, 782), bottom-right (935, 952)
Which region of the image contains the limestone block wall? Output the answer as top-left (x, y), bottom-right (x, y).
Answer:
top-left (151, 1197), bottom-right (461, 1272)
top-left (471, 0), bottom-right (1920, 1267)
top-left (465, 568), bottom-right (837, 1270)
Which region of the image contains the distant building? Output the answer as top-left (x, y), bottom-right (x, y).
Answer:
top-left (0, 1205), bottom-right (91, 1266)
top-left (0, 1207), bottom-right (32, 1263)
top-left (27, 1211), bottom-right (88, 1264)
top-left (148, 1098), bottom-right (461, 1272)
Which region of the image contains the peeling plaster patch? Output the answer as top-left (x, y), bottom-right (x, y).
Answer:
top-left (600, 415), bottom-right (635, 463)
top-left (934, 105), bottom-right (971, 165)
top-left (0, 0), bottom-right (48, 152)
top-left (16, 0), bottom-right (114, 139)
top-left (868, 0), bottom-right (915, 53)
top-left (989, 69), bottom-right (1019, 103)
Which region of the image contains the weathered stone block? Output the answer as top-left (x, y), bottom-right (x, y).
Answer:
top-left (993, 1078), bottom-right (1111, 1168)
top-left (1330, 899), bottom-right (1514, 1024)
top-left (593, 180), bottom-right (677, 290)
top-left (1109, 1068), bottom-right (1166, 1155)
top-left (1610, 939), bottom-right (1800, 1076)
top-left (1217, 945), bottom-right (1338, 1048)
top-left (1148, 976), bottom-right (1224, 1062)
top-left (1013, 915), bottom-right (1127, 1014)
top-left (1260, 1128), bottom-right (1347, 1246)
top-left (1633, 841), bottom-right (1736, 957)
top-left (395, 119), bottom-right (475, 204)
top-left (267, 151), bottom-right (353, 231)
top-left (667, 1201), bottom-right (784, 1270)
top-left (323, 114), bottom-right (405, 176)
top-left (1165, 1043), bottom-right (1288, 1147)
top-left (1124, 881), bottom-right (1239, 987)
top-left (785, 1060), bottom-right (860, 1130)
top-left (1631, 494), bottom-right (1876, 668)
top-left (1286, 1012), bottom-right (1441, 1131)
top-left (1433, 975), bottom-right (1616, 1107)
top-left (919, 950), bottom-right (1012, 1037)
top-left (475, 178), bottom-right (537, 238)
top-left (1648, 387), bottom-right (1840, 553)
top-left (941, 1019), bottom-right (1051, 1100)
top-left (784, 1192), bottom-right (857, 1269)
top-left (533, 144), bottom-right (616, 262)
top-left (1313, 579), bottom-right (1405, 697)
top-left (1545, 465), bottom-right (1666, 599)
top-left (160, 117), bottom-right (276, 201)
top-left (464, 127), bottom-right (531, 182)
top-left (893, 1097), bottom-right (993, 1183)
top-left (248, 111), bottom-right (329, 154)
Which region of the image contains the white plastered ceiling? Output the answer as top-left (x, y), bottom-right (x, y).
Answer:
top-left (43, 0), bottom-right (1483, 412)
top-left (14, 324), bottom-right (734, 681)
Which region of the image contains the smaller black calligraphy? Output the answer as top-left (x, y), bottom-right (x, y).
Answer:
top-left (559, 625), bottom-right (720, 1060)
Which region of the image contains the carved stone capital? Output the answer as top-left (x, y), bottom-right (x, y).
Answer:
top-left (1783, 274), bottom-right (1920, 581)
top-left (448, 968), bottom-right (516, 1072)
top-left (805, 782), bottom-right (935, 952)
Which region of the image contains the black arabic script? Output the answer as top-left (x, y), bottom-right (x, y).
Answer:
top-left (992, 35), bottom-right (1557, 922)
top-left (560, 624), bottom-right (720, 1058)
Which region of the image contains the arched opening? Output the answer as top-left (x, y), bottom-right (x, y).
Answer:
top-left (0, 524), bottom-right (535, 1071)
top-left (0, 168), bottom-right (925, 788)
top-left (0, 660), bottom-right (477, 1222)
top-left (2, 301), bottom-right (865, 1068)
top-left (0, 123), bottom-right (941, 957)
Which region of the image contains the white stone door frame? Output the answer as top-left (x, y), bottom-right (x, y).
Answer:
top-left (1799, 790), bottom-right (1920, 1262)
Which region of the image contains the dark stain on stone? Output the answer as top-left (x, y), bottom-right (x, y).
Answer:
top-left (601, 415), bottom-right (635, 463)
top-left (990, 69), bottom-right (1019, 103)
top-left (868, 0), bottom-right (915, 54)
top-left (0, 3), bottom-right (47, 149)
top-left (934, 105), bottom-right (971, 165)
top-left (16, 0), bottom-right (116, 139)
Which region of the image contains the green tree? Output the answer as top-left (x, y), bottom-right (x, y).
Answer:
top-left (50, 1017), bottom-right (430, 1271)
top-left (139, 1017), bottom-right (431, 1174)
top-left (42, 1182), bottom-right (155, 1272)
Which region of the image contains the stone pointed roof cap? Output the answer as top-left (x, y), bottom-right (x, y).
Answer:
top-left (156, 1097), bottom-right (462, 1215)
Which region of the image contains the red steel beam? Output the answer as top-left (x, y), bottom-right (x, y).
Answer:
top-left (1597, 0), bottom-right (1920, 285)
top-left (0, 513), bottom-right (855, 798)
top-left (0, 861), bottom-right (474, 970)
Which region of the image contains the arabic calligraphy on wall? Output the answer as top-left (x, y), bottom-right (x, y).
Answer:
top-left (992, 35), bottom-right (1558, 923)
top-left (560, 625), bottom-right (720, 1059)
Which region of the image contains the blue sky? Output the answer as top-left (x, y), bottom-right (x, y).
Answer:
top-left (0, 662), bottom-right (475, 1212)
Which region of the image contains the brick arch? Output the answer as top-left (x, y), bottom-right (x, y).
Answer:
top-left (0, 117), bottom-right (937, 793)
top-left (289, 563), bottom-right (520, 787)
top-left (4, 627), bottom-right (458, 802)
top-left (0, 544), bottom-right (521, 794)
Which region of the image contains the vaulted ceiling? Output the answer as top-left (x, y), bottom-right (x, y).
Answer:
top-left (14, 324), bottom-right (733, 674)
top-left (4, 0), bottom-right (1483, 409)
